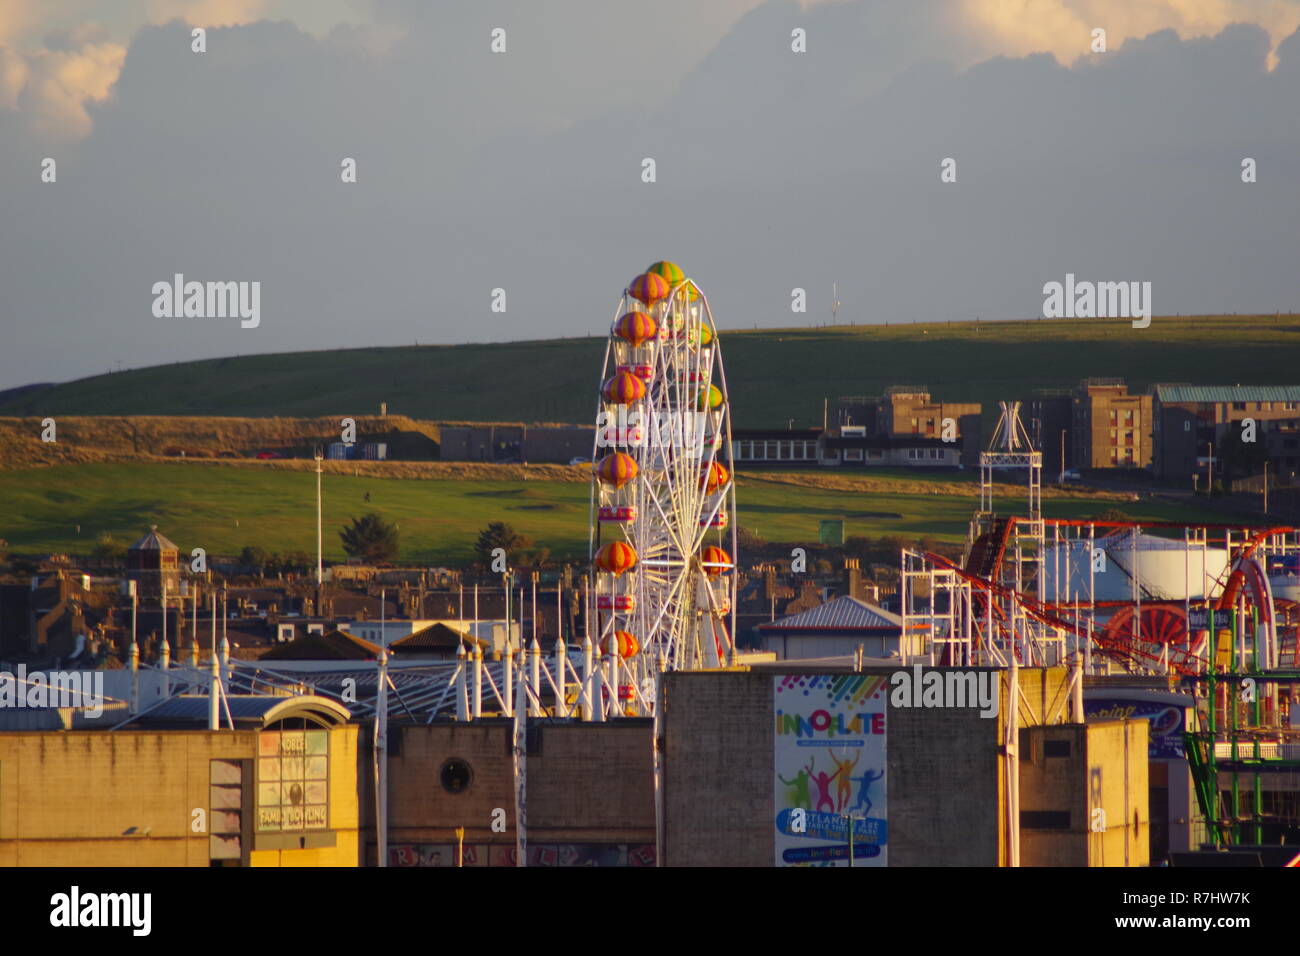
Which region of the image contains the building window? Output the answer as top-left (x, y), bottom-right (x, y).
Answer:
top-left (766, 441), bottom-right (778, 459)
top-left (1043, 739), bottom-right (1072, 758)
top-left (440, 758), bottom-right (473, 794)
top-left (779, 441), bottom-right (792, 459)
top-left (210, 759), bottom-right (245, 862)
top-left (845, 448), bottom-right (864, 462)
top-left (257, 727), bottom-right (329, 832)
top-left (1021, 811), bottom-right (1071, 830)
top-left (866, 448), bottom-right (884, 461)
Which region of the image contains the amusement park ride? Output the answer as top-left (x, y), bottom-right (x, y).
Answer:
top-left (589, 261), bottom-right (738, 704)
top-left (900, 401), bottom-right (1300, 846)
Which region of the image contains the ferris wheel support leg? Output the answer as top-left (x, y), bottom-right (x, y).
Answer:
top-left (593, 652), bottom-right (606, 723)
top-left (504, 646), bottom-right (514, 718)
top-left (455, 647), bottom-right (468, 722)
top-left (555, 637), bottom-right (567, 717)
top-left (472, 645), bottom-right (483, 719)
top-left (529, 639), bottom-right (542, 717)
top-left (1069, 652), bottom-right (1084, 722)
top-left (581, 636), bottom-right (594, 721)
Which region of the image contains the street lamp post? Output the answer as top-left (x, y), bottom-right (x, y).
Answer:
top-left (843, 813), bottom-right (864, 867)
top-left (315, 448), bottom-right (323, 594)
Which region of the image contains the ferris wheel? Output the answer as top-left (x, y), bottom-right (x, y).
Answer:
top-left (589, 261), bottom-right (738, 693)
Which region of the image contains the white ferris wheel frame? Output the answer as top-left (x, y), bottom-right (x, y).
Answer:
top-left (587, 278), bottom-right (740, 688)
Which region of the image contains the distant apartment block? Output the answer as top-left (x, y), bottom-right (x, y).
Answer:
top-left (876, 385), bottom-right (981, 445)
top-left (1022, 391), bottom-right (1073, 477)
top-left (438, 424), bottom-right (592, 463)
top-left (733, 387), bottom-right (981, 469)
top-left (1071, 379), bottom-right (1153, 471)
top-left (1153, 385), bottom-right (1300, 482)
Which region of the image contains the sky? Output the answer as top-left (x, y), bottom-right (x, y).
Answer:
top-left (3, 0), bottom-right (1300, 389)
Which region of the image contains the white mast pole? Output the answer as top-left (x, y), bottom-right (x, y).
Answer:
top-left (375, 587), bottom-right (388, 866)
top-left (315, 448), bottom-right (324, 593)
top-left (513, 661), bottom-right (528, 867)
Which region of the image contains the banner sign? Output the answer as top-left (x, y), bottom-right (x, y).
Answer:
top-left (774, 674), bottom-right (888, 867)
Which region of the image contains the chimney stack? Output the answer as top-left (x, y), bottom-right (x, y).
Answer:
top-left (843, 558), bottom-right (863, 601)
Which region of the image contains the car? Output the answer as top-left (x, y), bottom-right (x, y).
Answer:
top-left (1061, 469), bottom-right (1082, 482)
top-left (256, 451), bottom-right (283, 460)
top-left (570, 456), bottom-right (590, 466)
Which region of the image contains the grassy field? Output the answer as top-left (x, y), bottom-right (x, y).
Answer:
top-left (3, 314), bottom-right (1297, 430)
top-left (0, 461), bottom-right (1230, 566)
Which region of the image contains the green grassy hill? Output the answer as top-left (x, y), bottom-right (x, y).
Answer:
top-left (0, 461), bottom-right (1227, 565)
top-left (4, 315), bottom-right (1296, 429)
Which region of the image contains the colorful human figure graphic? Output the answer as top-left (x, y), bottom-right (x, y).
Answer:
top-left (827, 749), bottom-right (860, 812)
top-left (806, 757), bottom-right (841, 813)
top-left (849, 768), bottom-right (884, 815)
top-left (778, 766), bottom-right (813, 810)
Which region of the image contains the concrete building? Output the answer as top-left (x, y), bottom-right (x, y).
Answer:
top-left (733, 430), bottom-right (967, 469)
top-left (821, 431), bottom-right (965, 468)
top-left (1084, 683), bottom-right (1199, 862)
top-left (730, 428), bottom-right (821, 466)
top-left (126, 526), bottom-right (181, 601)
top-left (757, 595), bottom-right (905, 660)
top-left (1018, 720), bottom-right (1150, 866)
top-left (438, 424), bottom-right (593, 463)
top-left (733, 388), bottom-right (981, 469)
top-left (0, 696), bottom-right (359, 866)
top-left (1153, 384), bottom-right (1300, 483)
top-left (659, 662), bottom-right (1149, 867)
top-left (368, 720), bottom-right (655, 866)
top-left (1072, 380), bottom-right (1153, 471)
top-left (1023, 391), bottom-right (1073, 478)
top-left (877, 386), bottom-right (981, 449)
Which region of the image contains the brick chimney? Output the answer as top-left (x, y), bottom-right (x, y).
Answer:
top-left (843, 558), bottom-right (863, 600)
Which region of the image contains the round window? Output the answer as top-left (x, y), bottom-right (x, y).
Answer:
top-left (439, 758), bottom-right (473, 794)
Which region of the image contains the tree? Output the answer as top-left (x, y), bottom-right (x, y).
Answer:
top-left (91, 533), bottom-right (126, 562)
top-left (844, 535), bottom-right (874, 559)
top-left (475, 521), bottom-right (531, 568)
top-left (283, 550), bottom-right (311, 573)
top-left (339, 513), bottom-right (400, 563)
top-left (1219, 423), bottom-right (1268, 482)
top-left (1089, 508), bottom-right (1131, 524)
top-left (239, 545), bottom-right (268, 570)
top-left (876, 534), bottom-right (909, 564)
